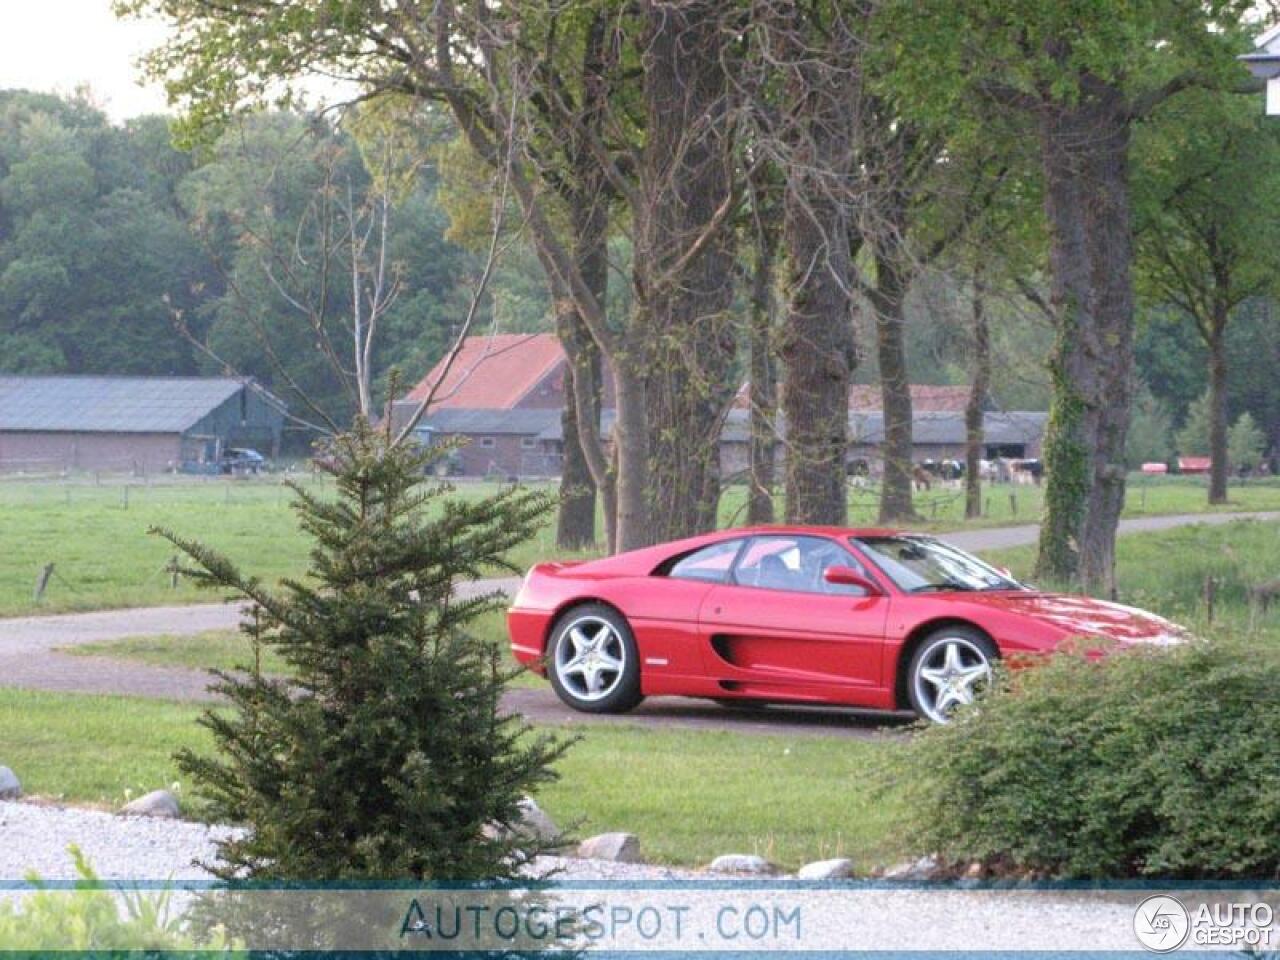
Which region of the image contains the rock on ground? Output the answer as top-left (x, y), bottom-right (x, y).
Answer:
top-left (515, 796), bottom-right (559, 843)
top-left (119, 789), bottom-right (180, 819)
top-left (576, 832), bottom-right (641, 863)
top-left (707, 854), bottom-right (777, 875)
top-left (797, 857), bottom-right (854, 880)
top-left (0, 766), bottom-right (20, 800)
top-left (882, 855), bottom-right (940, 881)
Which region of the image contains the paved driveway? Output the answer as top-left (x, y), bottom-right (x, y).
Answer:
top-left (1, 511), bottom-right (1274, 737)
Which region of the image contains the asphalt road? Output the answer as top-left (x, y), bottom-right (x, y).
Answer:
top-left (1, 510), bottom-right (1275, 738)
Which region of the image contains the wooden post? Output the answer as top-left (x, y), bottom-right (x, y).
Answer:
top-left (168, 555), bottom-right (181, 589)
top-left (1203, 575), bottom-right (1217, 625)
top-left (1009, 491), bottom-right (1017, 517)
top-left (121, 485), bottom-right (129, 510)
top-left (33, 563), bottom-right (54, 603)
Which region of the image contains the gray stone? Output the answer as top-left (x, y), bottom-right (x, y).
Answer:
top-left (882, 855), bottom-right (940, 881)
top-left (577, 832), bottom-right (642, 863)
top-left (119, 789), bottom-right (180, 819)
top-left (0, 766), bottom-right (19, 799)
top-left (708, 854), bottom-right (777, 875)
top-left (514, 796), bottom-right (559, 843)
top-left (796, 857), bottom-right (854, 880)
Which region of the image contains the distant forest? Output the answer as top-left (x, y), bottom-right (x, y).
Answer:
top-left (0, 87), bottom-right (1276, 463)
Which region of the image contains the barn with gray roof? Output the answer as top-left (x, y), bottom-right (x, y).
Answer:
top-left (0, 375), bottom-right (285, 474)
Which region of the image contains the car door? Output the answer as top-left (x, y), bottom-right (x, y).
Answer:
top-left (697, 534), bottom-right (890, 699)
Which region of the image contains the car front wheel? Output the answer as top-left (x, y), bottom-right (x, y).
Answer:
top-left (907, 627), bottom-right (997, 724)
top-left (547, 604), bottom-right (643, 714)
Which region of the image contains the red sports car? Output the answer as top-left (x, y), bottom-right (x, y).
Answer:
top-left (506, 526), bottom-right (1187, 723)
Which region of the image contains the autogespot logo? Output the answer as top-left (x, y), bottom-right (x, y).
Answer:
top-left (1134, 895), bottom-right (1191, 952)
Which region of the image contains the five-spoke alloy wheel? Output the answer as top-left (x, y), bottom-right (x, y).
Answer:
top-left (547, 603), bottom-right (643, 714)
top-left (907, 627), bottom-right (997, 724)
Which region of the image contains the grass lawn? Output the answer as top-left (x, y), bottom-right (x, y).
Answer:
top-left (979, 516), bottom-right (1280, 637)
top-left (4, 472), bottom-right (1279, 618)
top-left (59, 610), bottom-right (544, 688)
top-left (0, 687), bottom-right (905, 872)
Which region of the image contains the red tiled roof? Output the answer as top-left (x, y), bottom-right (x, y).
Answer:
top-left (734, 382), bottom-right (972, 412)
top-left (847, 384), bottom-right (971, 412)
top-left (406, 334), bottom-right (566, 410)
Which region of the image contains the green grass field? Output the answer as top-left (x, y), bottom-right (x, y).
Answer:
top-left (60, 609), bottom-right (544, 687)
top-left (8, 519), bottom-right (1278, 873)
top-left (981, 516), bottom-right (1280, 636)
top-left (4, 472), bottom-right (1279, 618)
top-left (0, 687), bottom-right (904, 871)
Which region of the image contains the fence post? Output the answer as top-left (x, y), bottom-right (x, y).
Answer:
top-left (168, 555), bottom-right (181, 589)
top-left (1009, 491), bottom-right (1017, 517)
top-left (1203, 575), bottom-right (1216, 625)
top-left (33, 563), bottom-right (54, 603)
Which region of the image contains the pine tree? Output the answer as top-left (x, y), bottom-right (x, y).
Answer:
top-left (155, 420), bottom-right (568, 884)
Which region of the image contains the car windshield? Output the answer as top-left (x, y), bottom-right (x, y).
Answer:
top-left (852, 535), bottom-right (1023, 593)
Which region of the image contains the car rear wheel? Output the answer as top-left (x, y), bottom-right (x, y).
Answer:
top-left (547, 604), bottom-right (643, 714)
top-left (907, 627), bottom-right (997, 724)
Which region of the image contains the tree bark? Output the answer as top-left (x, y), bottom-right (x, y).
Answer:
top-left (965, 265), bottom-right (989, 519)
top-left (1207, 316), bottom-right (1229, 505)
top-left (870, 253), bottom-right (917, 523)
top-left (773, 6), bottom-right (859, 527)
top-left (1034, 88), bottom-right (1135, 596)
top-left (747, 183), bottom-right (779, 525)
top-left (636, 0), bottom-right (739, 541)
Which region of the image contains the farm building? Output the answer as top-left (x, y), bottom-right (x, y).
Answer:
top-left (0, 375), bottom-right (285, 474)
top-left (396, 334), bottom-right (1047, 478)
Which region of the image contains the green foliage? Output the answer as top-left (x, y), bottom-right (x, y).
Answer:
top-left (1125, 383), bottom-right (1173, 467)
top-left (1228, 412), bottom-right (1266, 471)
top-left (158, 422), bottom-right (568, 883)
top-left (888, 636), bottom-right (1280, 879)
top-left (1175, 390), bottom-right (1212, 457)
top-left (0, 846), bottom-right (235, 950)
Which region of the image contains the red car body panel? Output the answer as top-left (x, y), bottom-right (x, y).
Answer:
top-left (506, 525), bottom-right (1185, 712)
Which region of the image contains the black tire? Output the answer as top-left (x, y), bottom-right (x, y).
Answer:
top-left (905, 625), bottom-right (998, 724)
top-left (546, 603), bottom-right (643, 714)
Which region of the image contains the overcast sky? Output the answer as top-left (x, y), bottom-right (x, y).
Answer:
top-left (0, 0), bottom-right (174, 121)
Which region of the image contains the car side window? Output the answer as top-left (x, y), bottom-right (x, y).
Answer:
top-left (667, 539), bottom-right (743, 584)
top-left (732, 536), bottom-right (868, 595)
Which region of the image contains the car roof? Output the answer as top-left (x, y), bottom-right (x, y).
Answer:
top-left (716, 524), bottom-right (911, 540)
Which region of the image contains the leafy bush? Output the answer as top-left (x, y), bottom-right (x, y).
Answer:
top-left (159, 422), bottom-right (568, 884)
top-left (888, 636), bottom-right (1280, 879)
top-left (0, 846), bottom-right (234, 951)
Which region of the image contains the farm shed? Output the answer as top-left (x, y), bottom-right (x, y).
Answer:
top-left (0, 375), bottom-right (284, 474)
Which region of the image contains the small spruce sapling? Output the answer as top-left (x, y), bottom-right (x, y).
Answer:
top-left (154, 419), bottom-right (568, 884)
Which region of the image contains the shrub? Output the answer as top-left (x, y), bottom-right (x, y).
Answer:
top-left (157, 421), bottom-right (569, 884)
top-left (887, 636), bottom-right (1280, 879)
top-left (0, 846), bottom-right (234, 951)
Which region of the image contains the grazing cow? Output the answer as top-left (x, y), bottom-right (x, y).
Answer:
top-left (912, 463), bottom-right (933, 491)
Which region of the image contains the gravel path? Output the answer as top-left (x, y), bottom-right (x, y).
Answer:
top-left (0, 800), bottom-right (1155, 952)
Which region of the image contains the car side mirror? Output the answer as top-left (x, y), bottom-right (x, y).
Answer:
top-left (823, 565), bottom-right (882, 595)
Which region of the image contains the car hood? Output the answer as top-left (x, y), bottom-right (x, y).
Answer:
top-left (954, 591), bottom-right (1189, 645)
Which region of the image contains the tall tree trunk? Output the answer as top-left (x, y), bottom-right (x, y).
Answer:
top-left (1034, 91), bottom-right (1135, 596)
top-left (556, 325), bottom-right (598, 550)
top-left (1207, 315), bottom-right (1229, 505)
top-left (779, 186), bottom-right (854, 525)
top-left (637, 0), bottom-right (739, 541)
top-left (774, 8), bottom-right (858, 526)
top-left (965, 264), bottom-right (989, 520)
top-left (747, 187), bottom-right (779, 525)
top-left (554, 198), bottom-right (608, 550)
top-left (871, 254), bottom-right (917, 523)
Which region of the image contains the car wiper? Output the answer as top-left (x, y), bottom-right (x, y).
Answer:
top-left (910, 581), bottom-right (976, 593)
